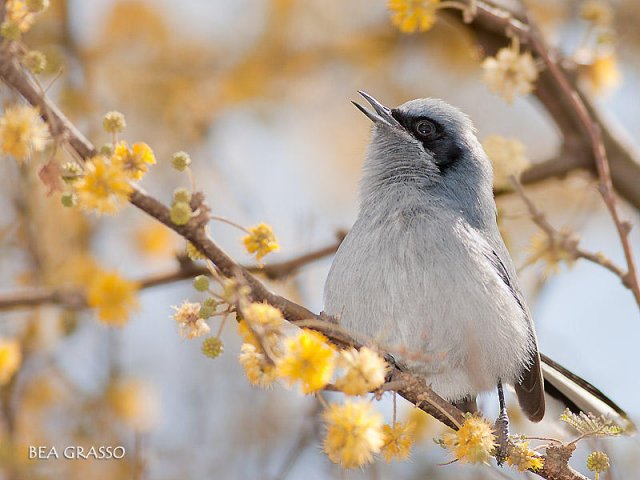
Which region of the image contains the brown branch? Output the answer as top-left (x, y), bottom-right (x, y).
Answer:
top-left (0, 237), bottom-right (344, 311)
top-left (0, 30), bottom-right (589, 480)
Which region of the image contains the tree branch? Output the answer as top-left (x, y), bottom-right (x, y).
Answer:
top-left (0, 236), bottom-right (344, 311)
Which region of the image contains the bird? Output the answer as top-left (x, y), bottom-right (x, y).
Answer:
top-left (323, 91), bottom-right (633, 462)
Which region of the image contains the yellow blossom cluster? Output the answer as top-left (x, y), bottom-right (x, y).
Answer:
top-left (171, 301), bottom-right (211, 339)
top-left (0, 105), bottom-right (49, 161)
top-left (186, 241), bottom-right (207, 260)
top-left (388, 0), bottom-right (440, 34)
top-left (580, 0), bottom-right (613, 27)
top-left (482, 40), bottom-right (539, 103)
top-left (442, 416), bottom-right (496, 464)
top-left (278, 329), bottom-right (336, 394)
top-left (74, 155), bottom-right (133, 215)
top-left (233, 299), bottom-right (400, 469)
top-left (587, 451), bottom-right (610, 479)
top-left (381, 421), bottom-right (415, 462)
top-left (0, 338), bottom-right (22, 385)
top-left (134, 222), bottom-right (179, 257)
top-left (527, 230), bottom-right (578, 276)
top-left (243, 223), bottom-right (279, 261)
top-left (112, 141), bottom-right (156, 181)
top-left (86, 269), bottom-right (140, 326)
top-left (107, 378), bottom-right (160, 432)
top-left (583, 53), bottom-right (621, 94)
top-left (323, 400), bottom-right (385, 468)
top-left (238, 343), bottom-right (277, 388)
top-left (1, 0), bottom-right (49, 40)
top-left (72, 141), bottom-right (155, 215)
top-left (507, 441), bottom-right (544, 472)
top-left (334, 346), bottom-right (387, 396)
top-left (236, 302), bottom-right (286, 388)
top-left (482, 135), bottom-right (531, 190)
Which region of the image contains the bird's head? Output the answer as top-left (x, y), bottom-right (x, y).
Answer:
top-left (353, 91), bottom-right (494, 223)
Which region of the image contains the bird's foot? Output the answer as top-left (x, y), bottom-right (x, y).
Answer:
top-left (494, 409), bottom-right (510, 466)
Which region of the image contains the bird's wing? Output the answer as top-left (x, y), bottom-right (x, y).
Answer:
top-left (482, 233), bottom-right (546, 422)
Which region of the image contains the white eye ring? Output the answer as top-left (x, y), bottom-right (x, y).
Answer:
top-left (414, 119), bottom-right (436, 138)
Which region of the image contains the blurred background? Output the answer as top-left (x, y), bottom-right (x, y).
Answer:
top-left (0, 0), bottom-right (639, 478)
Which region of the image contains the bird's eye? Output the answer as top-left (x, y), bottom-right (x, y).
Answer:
top-left (413, 119), bottom-right (437, 139)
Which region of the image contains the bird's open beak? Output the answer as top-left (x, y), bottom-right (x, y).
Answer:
top-left (352, 91), bottom-right (400, 127)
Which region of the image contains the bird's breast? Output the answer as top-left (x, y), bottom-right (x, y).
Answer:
top-left (323, 211), bottom-right (531, 399)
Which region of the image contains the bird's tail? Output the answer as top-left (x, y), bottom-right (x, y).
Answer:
top-left (540, 353), bottom-right (636, 434)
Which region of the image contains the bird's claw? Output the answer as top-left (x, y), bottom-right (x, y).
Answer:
top-left (494, 410), bottom-right (510, 466)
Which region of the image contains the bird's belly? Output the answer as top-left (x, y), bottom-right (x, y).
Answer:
top-left (324, 227), bottom-right (531, 401)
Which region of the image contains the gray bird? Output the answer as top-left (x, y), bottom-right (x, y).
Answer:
top-left (324, 92), bottom-right (633, 461)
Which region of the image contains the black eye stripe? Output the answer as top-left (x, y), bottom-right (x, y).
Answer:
top-left (391, 110), bottom-right (442, 141)
top-left (390, 108), bottom-right (460, 173)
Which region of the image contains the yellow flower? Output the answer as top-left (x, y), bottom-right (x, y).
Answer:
top-left (587, 451), bottom-right (610, 479)
top-left (507, 441), bottom-right (544, 472)
top-left (442, 416), bottom-right (496, 464)
top-left (527, 230), bottom-right (577, 276)
top-left (6, 0), bottom-right (35, 32)
top-left (74, 155), bottom-right (133, 214)
top-left (102, 111), bottom-right (126, 134)
top-left (277, 329), bottom-right (335, 394)
top-left (388, 0), bottom-right (439, 34)
top-left (238, 302), bottom-right (285, 353)
top-left (171, 301), bottom-right (210, 339)
top-left (239, 343), bottom-right (277, 388)
top-left (482, 135), bottom-right (530, 190)
top-left (243, 223), bottom-right (279, 261)
top-left (26, 0), bottom-right (50, 14)
top-left (334, 347), bottom-right (387, 396)
top-left (22, 49), bottom-right (47, 74)
top-left (482, 40), bottom-right (539, 103)
top-left (112, 141), bottom-right (156, 181)
top-left (323, 400), bottom-right (385, 469)
top-left (86, 270), bottom-right (140, 326)
top-left (243, 302), bottom-right (284, 330)
top-left (186, 241), bottom-right (206, 260)
top-left (381, 421), bottom-right (415, 462)
top-left (107, 378), bottom-right (159, 432)
top-left (583, 53), bottom-right (621, 94)
top-left (134, 222), bottom-right (178, 257)
top-left (580, 0), bottom-right (613, 26)
top-left (0, 338), bottom-right (22, 385)
top-left (237, 319), bottom-right (259, 347)
top-left (0, 105), bottom-right (49, 161)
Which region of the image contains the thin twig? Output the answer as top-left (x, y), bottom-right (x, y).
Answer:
top-left (0, 237), bottom-right (343, 311)
top-left (510, 177), bottom-right (628, 282)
